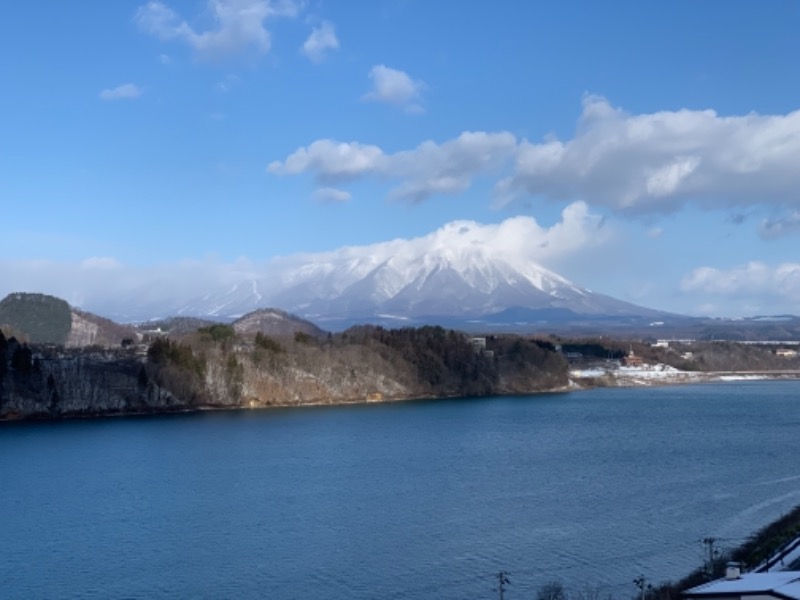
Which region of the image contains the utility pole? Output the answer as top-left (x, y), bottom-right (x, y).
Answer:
top-left (703, 537), bottom-right (717, 577)
top-left (494, 571), bottom-right (510, 600)
top-left (633, 575), bottom-right (651, 600)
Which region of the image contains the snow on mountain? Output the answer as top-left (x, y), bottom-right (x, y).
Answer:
top-left (74, 215), bottom-right (668, 326)
top-left (164, 219), bottom-right (654, 324)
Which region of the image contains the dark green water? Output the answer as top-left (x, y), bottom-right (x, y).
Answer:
top-left (3, 380), bottom-right (800, 599)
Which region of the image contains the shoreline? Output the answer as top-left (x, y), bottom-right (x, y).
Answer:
top-left (3, 368), bottom-right (799, 424)
top-left (569, 364), bottom-right (800, 389)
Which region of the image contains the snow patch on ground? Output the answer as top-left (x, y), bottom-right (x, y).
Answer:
top-left (569, 363), bottom-right (796, 389)
top-left (570, 363), bottom-right (708, 387)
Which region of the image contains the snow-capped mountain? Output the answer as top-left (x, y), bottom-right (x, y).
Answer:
top-left (162, 234), bottom-right (664, 328)
top-left (72, 218), bottom-right (672, 328)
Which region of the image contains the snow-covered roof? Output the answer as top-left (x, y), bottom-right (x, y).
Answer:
top-left (684, 572), bottom-right (800, 599)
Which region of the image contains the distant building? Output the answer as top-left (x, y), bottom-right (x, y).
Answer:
top-left (622, 348), bottom-right (644, 367)
top-left (471, 337), bottom-right (487, 354)
top-left (776, 348), bottom-right (799, 359)
top-left (683, 565), bottom-right (800, 599)
top-left (141, 327), bottom-right (166, 343)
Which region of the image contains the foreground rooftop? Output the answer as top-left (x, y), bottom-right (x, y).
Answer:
top-left (683, 571), bottom-right (800, 599)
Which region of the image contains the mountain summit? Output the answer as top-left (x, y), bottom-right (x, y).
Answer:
top-left (164, 221), bottom-right (666, 329)
top-left (48, 218), bottom-right (672, 330)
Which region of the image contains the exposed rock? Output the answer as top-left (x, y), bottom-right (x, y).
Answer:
top-left (66, 311), bottom-right (100, 348)
top-left (0, 347), bottom-right (182, 420)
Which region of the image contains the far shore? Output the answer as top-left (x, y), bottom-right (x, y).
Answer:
top-left (3, 367), bottom-right (800, 424)
top-left (569, 364), bottom-right (800, 390)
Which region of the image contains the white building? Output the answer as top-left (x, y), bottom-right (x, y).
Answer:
top-left (683, 565), bottom-right (800, 599)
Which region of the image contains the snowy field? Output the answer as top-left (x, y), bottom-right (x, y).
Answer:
top-left (569, 363), bottom-right (772, 387)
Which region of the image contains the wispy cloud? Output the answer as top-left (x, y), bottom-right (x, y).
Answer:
top-left (313, 187), bottom-right (351, 203)
top-left (99, 83), bottom-right (143, 101)
top-left (215, 73), bottom-right (242, 92)
top-left (647, 227), bottom-right (663, 239)
top-left (135, 0), bottom-right (302, 62)
top-left (681, 261), bottom-right (800, 315)
top-left (301, 21), bottom-right (339, 63)
top-left (759, 210), bottom-right (800, 239)
top-left (268, 132), bottom-right (516, 202)
top-left (362, 65), bottom-right (425, 113)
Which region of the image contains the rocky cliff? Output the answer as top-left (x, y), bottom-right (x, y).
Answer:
top-left (0, 328), bottom-right (569, 421)
top-left (0, 346), bottom-right (182, 420)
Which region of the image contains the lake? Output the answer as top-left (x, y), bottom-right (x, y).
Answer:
top-left (3, 380), bottom-right (800, 599)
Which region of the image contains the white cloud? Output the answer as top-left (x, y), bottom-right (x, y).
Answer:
top-left (362, 65), bottom-right (425, 113)
top-left (269, 139), bottom-right (385, 181)
top-left (268, 131), bottom-right (517, 202)
top-left (496, 95), bottom-right (800, 213)
top-left (135, 0), bottom-right (301, 62)
top-left (281, 203), bottom-right (607, 279)
top-left (301, 21), bottom-right (338, 63)
top-left (388, 132), bottom-right (517, 202)
top-left (680, 261), bottom-right (800, 315)
top-left (270, 96), bottom-right (800, 218)
top-left (313, 187), bottom-right (351, 203)
top-left (99, 83), bottom-right (142, 101)
top-left (80, 257), bottom-right (122, 270)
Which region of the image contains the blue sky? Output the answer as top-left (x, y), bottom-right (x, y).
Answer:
top-left (3, 0), bottom-right (800, 317)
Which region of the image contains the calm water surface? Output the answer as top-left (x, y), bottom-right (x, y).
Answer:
top-left (3, 381), bottom-right (800, 599)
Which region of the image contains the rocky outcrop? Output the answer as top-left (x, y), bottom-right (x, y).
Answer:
top-left (0, 348), bottom-right (183, 420)
top-left (66, 311), bottom-right (100, 347)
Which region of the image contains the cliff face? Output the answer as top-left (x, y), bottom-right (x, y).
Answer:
top-left (0, 348), bottom-right (182, 420)
top-left (66, 312), bottom-right (100, 348)
top-left (0, 345), bottom-right (418, 420)
top-left (236, 344), bottom-right (417, 407)
top-left (0, 331), bottom-right (570, 421)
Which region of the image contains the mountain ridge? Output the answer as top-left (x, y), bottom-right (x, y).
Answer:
top-left (161, 246), bottom-right (672, 329)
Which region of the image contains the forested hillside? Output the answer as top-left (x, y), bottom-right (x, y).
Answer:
top-left (0, 325), bottom-right (569, 420)
top-left (0, 293), bottom-right (72, 344)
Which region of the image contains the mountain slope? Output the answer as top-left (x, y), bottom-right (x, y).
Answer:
top-left (233, 309), bottom-right (325, 338)
top-left (170, 245), bottom-right (669, 329)
top-left (0, 293), bottom-right (72, 344)
top-left (67, 220), bottom-right (680, 329)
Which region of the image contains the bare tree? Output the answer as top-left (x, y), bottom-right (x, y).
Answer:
top-left (536, 580), bottom-right (567, 600)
